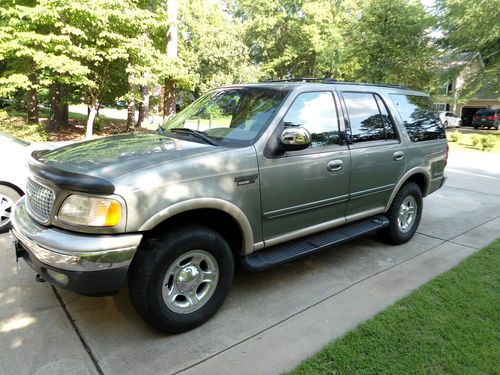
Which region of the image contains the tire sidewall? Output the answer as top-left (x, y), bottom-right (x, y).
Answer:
top-left (387, 183), bottom-right (423, 244)
top-left (0, 185), bottom-right (21, 233)
top-left (130, 225), bottom-right (234, 333)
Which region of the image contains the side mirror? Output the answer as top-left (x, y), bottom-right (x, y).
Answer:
top-left (280, 127), bottom-right (311, 151)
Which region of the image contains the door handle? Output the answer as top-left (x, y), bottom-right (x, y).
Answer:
top-left (393, 151), bottom-right (405, 161)
top-left (327, 160), bottom-right (343, 171)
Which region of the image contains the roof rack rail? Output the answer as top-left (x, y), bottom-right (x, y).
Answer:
top-left (263, 78), bottom-right (329, 83)
top-left (261, 77), bottom-right (409, 90)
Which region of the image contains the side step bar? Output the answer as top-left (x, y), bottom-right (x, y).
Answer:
top-left (242, 215), bottom-right (389, 271)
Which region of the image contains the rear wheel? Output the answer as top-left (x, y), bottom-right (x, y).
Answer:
top-left (0, 185), bottom-right (21, 233)
top-left (129, 224), bottom-right (234, 333)
top-left (378, 182), bottom-right (422, 245)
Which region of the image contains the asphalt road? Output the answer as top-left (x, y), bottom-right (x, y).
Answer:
top-left (0, 150), bottom-right (499, 375)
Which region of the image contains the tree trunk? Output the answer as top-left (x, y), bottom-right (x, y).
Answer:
top-left (163, 0), bottom-right (178, 122)
top-left (136, 72), bottom-right (150, 128)
top-left (127, 59), bottom-right (136, 131)
top-left (49, 82), bottom-right (63, 130)
top-left (163, 78), bottom-right (176, 122)
top-left (61, 84), bottom-right (69, 127)
top-left (26, 70), bottom-right (38, 124)
top-left (86, 97), bottom-right (98, 139)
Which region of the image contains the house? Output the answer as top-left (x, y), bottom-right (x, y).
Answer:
top-left (433, 52), bottom-right (500, 126)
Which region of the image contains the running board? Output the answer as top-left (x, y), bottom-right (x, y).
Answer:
top-left (242, 215), bottom-right (389, 271)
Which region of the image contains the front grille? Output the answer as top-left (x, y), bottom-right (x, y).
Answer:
top-left (26, 178), bottom-right (55, 223)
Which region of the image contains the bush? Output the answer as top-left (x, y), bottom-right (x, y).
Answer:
top-left (480, 135), bottom-right (496, 151)
top-left (471, 134), bottom-right (481, 148)
top-left (449, 131), bottom-right (461, 143)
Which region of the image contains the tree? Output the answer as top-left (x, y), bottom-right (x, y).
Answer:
top-left (340, 0), bottom-right (437, 89)
top-left (163, 0), bottom-right (178, 121)
top-left (435, 0), bottom-right (500, 98)
top-left (230, 0), bottom-right (352, 79)
top-left (180, 0), bottom-right (260, 94)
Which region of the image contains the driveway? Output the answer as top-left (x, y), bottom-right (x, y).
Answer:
top-left (1, 150), bottom-right (499, 375)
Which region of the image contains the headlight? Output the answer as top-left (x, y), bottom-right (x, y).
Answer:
top-left (58, 195), bottom-right (122, 227)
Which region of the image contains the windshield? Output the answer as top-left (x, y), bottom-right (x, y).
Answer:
top-left (162, 88), bottom-right (287, 145)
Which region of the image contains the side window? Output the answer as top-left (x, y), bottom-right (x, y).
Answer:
top-left (375, 95), bottom-right (397, 140)
top-left (283, 92), bottom-right (339, 148)
top-left (390, 94), bottom-right (445, 142)
top-left (342, 92), bottom-right (388, 143)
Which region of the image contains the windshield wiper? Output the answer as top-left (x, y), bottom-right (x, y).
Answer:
top-left (168, 128), bottom-right (219, 146)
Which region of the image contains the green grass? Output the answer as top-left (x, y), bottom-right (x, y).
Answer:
top-left (447, 130), bottom-right (500, 153)
top-left (290, 240), bottom-right (500, 375)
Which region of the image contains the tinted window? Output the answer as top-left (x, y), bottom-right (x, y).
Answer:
top-left (343, 92), bottom-right (395, 143)
top-left (475, 109), bottom-right (495, 116)
top-left (283, 92), bottom-right (339, 148)
top-left (390, 94), bottom-right (445, 142)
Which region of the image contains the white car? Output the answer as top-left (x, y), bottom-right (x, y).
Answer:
top-left (0, 132), bottom-right (59, 232)
top-left (438, 111), bottom-right (462, 128)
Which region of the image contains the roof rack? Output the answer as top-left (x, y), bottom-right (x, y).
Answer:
top-left (262, 77), bottom-right (409, 90)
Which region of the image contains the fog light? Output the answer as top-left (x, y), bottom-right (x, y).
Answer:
top-left (45, 269), bottom-right (69, 286)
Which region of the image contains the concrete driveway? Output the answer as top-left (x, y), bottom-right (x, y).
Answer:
top-left (1, 150), bottom-right (499, 375)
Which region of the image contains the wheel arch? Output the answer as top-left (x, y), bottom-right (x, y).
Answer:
top-left (139, 198), bottom-right (254, 256)
top-left (384, 168), bottom-right (430, 212)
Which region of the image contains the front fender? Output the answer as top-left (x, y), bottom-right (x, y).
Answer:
top-left (138, 198), bottom-right (255, 255)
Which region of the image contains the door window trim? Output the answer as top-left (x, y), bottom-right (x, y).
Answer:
top-left (338, 90), bottom-right (401, 147)
top-left (265, 89), bottom-right (348, 158)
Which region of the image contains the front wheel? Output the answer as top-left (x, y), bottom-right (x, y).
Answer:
top-left (0, 185), bottom-right (21, 233)
top-left (378, 182), bottom-right (423, 245)
top-left (129, 224), bottom-right (234, 333)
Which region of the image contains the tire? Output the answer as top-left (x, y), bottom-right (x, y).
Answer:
top-left (444, 121), bottom-right (448, 128)
top-left (474, 126), bottom-right (479, 130)
top-left (0, 185), bottom-right (21, 233)
top-left (129, 224), bottom-right (234, 333)
top-left (457, 121), bottom-right (461, 128)
top-left (378, 182), bottom-right (422, 245)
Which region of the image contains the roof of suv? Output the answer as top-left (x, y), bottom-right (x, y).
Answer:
top-left (223, 80), bottom-right (426, 96)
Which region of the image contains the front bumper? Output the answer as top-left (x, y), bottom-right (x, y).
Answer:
top-left (11, 197), bottom-right (143, 295)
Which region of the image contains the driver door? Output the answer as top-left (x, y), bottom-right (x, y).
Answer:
top-left (258, 91), bottom-right (350, 243)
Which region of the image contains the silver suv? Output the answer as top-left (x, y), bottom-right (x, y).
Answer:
top-left (11, 80), bottom-right (447, 332)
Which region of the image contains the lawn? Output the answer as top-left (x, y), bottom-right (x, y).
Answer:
top-left (447, 129), bottom-right (500, 153)
top-left (290, 239), bottom-right (500, 375)
top-left (0, 108), bottom-right (130, 142)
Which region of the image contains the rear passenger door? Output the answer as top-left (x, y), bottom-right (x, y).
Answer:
top-left (339, 91), bottom-right (406, 218)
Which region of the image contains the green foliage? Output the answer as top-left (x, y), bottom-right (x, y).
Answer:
top-left (340, 0), bottom-right (437, 89)
top-left (480, 134), bottom-right (496, 151)
top-left (178, 0), bottom-right (260, 94)
top-left (232, 0), bottom-right (351, 79)
top-left (471, 134), bottom-right (481, 147)
top-left (448, 130), bottom-right (461, 142)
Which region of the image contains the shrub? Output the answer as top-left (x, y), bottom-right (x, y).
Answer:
top-left (480, 135), bottom-right (496, 151)
top-left (449, 131), bottom-right (461, 142)
top-left (471, 134), bottom-right (481, 148)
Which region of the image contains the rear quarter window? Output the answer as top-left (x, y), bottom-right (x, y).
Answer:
top-left (390, 94), bottom-right (445, 142)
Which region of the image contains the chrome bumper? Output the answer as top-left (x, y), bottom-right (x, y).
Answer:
top-left (11, 197), bottom-right (143, 272)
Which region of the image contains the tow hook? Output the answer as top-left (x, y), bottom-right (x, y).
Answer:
top-left (35, 274), bottom-right (45, 283)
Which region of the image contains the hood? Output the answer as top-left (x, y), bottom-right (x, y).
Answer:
top-left (34, 133), bottom-right (216, 181)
